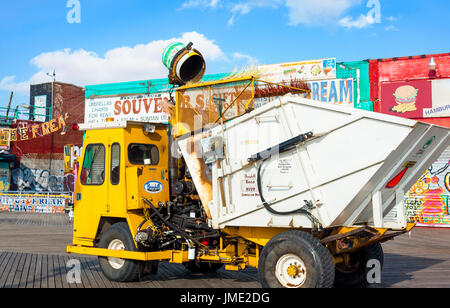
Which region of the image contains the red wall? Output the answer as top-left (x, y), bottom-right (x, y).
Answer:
top-left (369, 53), bottom-right (450, 113)
top-left (10, 82), bottom-right (85, 161)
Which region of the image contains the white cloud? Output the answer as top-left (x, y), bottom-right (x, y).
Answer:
top-left (0, 32), bottom-right (225, 94)
top-left (185, 0), bottom-right (364, 27)
top-left (386, 16), bottom-right (398, 22)
top-left (384, 25), bottom-right (399, 32)
top-left (0, 76), bottom-right (30, 94)
top-left (233, 52), bottom-right (259, 65)
top-left (339, 13), bottom-right (376, 29)
top-left (285, 0), bottom-right (362, 26)
top-left (227, 0), bottom-right (281, 26)
top-left (181, 0), bottom-right (221, 9)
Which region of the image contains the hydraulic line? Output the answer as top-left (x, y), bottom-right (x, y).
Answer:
top-left (142, 198), bottom-right (204, 247)
top-left (251, 131), bottom-right (323, 231)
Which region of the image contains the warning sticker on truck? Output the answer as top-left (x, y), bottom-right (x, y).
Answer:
top-left (241, 174), bottom-right (260, 197)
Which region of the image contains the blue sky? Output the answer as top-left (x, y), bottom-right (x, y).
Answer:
top-left (0, 0), bottom-right (449, 110)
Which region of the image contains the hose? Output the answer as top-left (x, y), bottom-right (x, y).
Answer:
top-left (142, 198), bottom-right (204, 247)
top-left (256, 157), bottom-right (323, 232)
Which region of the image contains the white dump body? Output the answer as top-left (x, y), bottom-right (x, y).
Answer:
top-left (178, 95), bottom-right (450, 231)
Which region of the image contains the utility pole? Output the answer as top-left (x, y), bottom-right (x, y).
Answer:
top-left (4, 92), bottom-right (13, 123)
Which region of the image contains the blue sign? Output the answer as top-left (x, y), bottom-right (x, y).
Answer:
top-left (144, 181), bottom-right (163, 194)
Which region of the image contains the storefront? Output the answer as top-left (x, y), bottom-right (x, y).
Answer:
top-left (370, 53), bottom-right (450, 227)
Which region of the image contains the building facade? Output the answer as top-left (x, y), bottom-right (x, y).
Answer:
top-left (369, 53), bottom-right (450, 227)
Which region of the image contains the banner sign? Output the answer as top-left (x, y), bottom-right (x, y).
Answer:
top-left (307, 78), bottom-right (354, 106)
top-left (254, 78), bottom-right (354, 109)
top-left (0, 114), bottom-right (68, 142)
top-left (257, 58), bottom-right (336, 82)
top-left (381, 80), bottom-right (433, 119)
top-left (0, 193), bottom-right (72, 214)
top-left (85, 93), bottom-right (171, 124)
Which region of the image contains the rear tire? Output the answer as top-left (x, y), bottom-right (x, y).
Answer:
top-left (334, 243), bottom-right (384, 288)
top-left (98, 222), bottom-right (140, 282)
top-left (258, 230), bottom-right (335, 288)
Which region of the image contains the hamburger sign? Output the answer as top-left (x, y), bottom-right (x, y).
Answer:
top-left (381, 80), bottom-right (432, 119)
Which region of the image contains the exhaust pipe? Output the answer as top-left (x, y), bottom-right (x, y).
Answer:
top-left (162, 42), bottom-right (206, 86)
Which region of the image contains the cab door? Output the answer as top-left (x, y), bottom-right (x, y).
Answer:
top-left (125, 126), bottom-right (170, 210)
top-left (73, 142), bottom-right (108, 244)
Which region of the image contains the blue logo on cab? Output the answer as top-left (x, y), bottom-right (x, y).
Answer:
top-left (144, 181), bottom-right (163, 194)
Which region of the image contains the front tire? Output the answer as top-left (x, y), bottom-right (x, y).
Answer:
top-left (98, 222), bottom-right (140, 282)
top-left (258, 230), bottom-right (335, 288)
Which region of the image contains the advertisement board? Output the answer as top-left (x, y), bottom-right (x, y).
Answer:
top-left (85, 93), bottom-right (171, 124)
top-left (380, 80), bottom-right (432, 119)
top-left (254, 78), bottom-right (354, 109)
top-left (0, 193), bottom-right (72, 214)
top-left (381, 79), bottom-right (450, 119)
top-left (257, 58), bottom-right (336, 82)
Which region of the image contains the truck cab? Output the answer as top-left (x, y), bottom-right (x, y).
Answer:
top-left (72, 122), bottom-right (170, 248)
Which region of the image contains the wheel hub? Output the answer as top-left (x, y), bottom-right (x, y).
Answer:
top-left (275, 254), bottom-right (307, 288)
top-left (107, 239), bottom-right (126, 269)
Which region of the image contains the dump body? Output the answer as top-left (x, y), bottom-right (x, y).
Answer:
top-left (178, 95), bottom-right (450, 231)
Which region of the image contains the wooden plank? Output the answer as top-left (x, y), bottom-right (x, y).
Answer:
top-left (79, 257), bottom-right (100, 288)
top-left (57, 255), bottom-right (70, 289)
top-left (33, 254), bottom-right (43, 288)
top-left (11, 252), bottom-right (27, 288)
top-left (41, 254), bottom-right (49, 288)
top-left (3, 252), bottom-right (20, 288)
top-left (46, 255), bottom-right (55, 288)
top-left (25, 254), bottom-right (37, 288)
top-left (78, 256), bottom-right (92, 288)
top-left (18, 253), bottom-right (32, 288)
top-left (52, 255), bottom-right (63, 288)
top-left (84, 258), bottom-right (107, 288)
top-left (0, 252), bottom-right (12, 280)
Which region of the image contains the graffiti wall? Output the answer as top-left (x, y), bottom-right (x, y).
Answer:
top-left (0, 193), bottom-right (71, 214)
top-left (405, 146), bottom-right (450, 227)
top-left (11, 164), bottom-right (75, 193)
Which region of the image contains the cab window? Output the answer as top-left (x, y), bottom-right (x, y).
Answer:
top-left (111, 143), bottom-right (120, 185)
top-left (128, 144), bottom-right (159, 165)
top-left (81, 144), bottom-right (105, 185)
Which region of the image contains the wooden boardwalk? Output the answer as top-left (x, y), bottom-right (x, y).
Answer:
top-left (0, 211), bottom-right (449, 288)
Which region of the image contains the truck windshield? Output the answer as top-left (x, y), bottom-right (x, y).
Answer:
top-left (128, 144), bottom-right (159, 165)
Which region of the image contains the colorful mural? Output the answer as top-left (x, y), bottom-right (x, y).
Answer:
top-left (11, 165), bottom-right (75, 193)
top-left (405, 149), bottom-right (450, 227)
